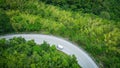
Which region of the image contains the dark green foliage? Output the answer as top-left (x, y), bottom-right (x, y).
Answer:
top-left (40, 0), bottom-right (120, 21)
top-left (0, 37), bottom-right (80, 68)
top-left (0, 9), bottom-right (13, 34)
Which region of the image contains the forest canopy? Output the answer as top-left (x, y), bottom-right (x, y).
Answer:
top-left (0, 0), bottom-right (120, 68)
top-left (40, 0), bottom-right (120, 21)
top-left (0, 37), bottom-right (80, 68)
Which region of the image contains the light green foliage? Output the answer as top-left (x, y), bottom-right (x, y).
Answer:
top-left (0, 37), bottom-right (80, 68)
top-left (0, 0), bottom-right (120, 68)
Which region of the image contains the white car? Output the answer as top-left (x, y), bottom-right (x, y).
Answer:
top-left (57, 44), bottom-right (64, 50)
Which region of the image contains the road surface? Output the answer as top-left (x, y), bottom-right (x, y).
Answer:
top-left (0, 34), bottom-right (98, 68)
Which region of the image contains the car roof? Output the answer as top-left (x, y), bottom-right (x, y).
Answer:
top-left (58, 44), bottom-right (63, 48)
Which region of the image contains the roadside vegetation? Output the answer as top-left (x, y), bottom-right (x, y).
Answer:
top-left (0, 0), bottom-right (120, 68)
top-left (0, 37), bottom-right (80, 68)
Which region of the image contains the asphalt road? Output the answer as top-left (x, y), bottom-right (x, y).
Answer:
top-left (0, 34), bottom-right (98, 68)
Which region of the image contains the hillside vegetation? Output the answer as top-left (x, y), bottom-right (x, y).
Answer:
top-left (0, 37), bottom-right (80, 68)
top-left (0, 0), bottom-right (120, 68)
top-left (41, 0), bottom-right (120, 21)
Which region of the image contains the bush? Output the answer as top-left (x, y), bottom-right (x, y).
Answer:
top-left (100, 11), bottom-right (110, 19)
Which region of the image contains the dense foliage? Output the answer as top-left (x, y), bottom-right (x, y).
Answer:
top-left (0, 0), bottom-right (120, 68)
top-left (0, 9), bottom-right (13, 34)
top-left (40, 0), bottom-right (120, 21)
top-left (0, 37), bottom-right (80, 68)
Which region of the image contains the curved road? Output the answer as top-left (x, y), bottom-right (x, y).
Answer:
top-left (0, 34), bottom-right (98, 68)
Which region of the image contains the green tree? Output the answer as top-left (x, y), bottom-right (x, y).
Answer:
top-left (0, 9), bottom-right (13, 34)
top-left (0, 37), bottom-right (80, 68)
